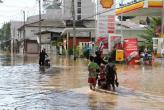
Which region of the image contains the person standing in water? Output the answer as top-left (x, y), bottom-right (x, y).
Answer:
top-left (105, 57), bottom-right (118, 91)
top-left (88, 56), bottom-right (99, 91)
top-left (39, 48), bottom-right (48, 66)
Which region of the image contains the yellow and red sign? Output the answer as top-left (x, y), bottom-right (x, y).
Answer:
top-left (116, 49), bottom-right (124, 61)
top-left (116, 1), bottom-right (144, 15)
top-left (116, 0), bottom-right (163, 15)
top-left (148, 0), bottom-right (163, 8)
top-left (100, 0), bottom-right (114, 8)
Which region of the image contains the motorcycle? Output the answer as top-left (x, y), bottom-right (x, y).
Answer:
top-left (44, 56), bottom-right (50, 67)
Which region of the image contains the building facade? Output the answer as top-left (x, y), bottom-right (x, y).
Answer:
top-left (16, 0), bottom-right (96, 55)
top-left (62, 0), bottom-right (95, 20)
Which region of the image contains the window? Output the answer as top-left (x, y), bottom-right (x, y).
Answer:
top-left (77, 2), bottom-right (81, 7)
top-left (77, 15), bottom-right (81, 20)
top-left (77, 8), bottom-right (81, 14)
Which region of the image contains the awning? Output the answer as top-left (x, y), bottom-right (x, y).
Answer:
top-left (36, 28), bottom-right (65, 35)
top-left (116, 0), bottom-right (163, 16)
top-left (61, 28), bottom-right (95, 36)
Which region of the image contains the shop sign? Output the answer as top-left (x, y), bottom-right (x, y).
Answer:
top-left (124, 38), bottom-right (139, 64)
top-left (100, 0), bottom-right (114, 8)
top-left (116, 49), bottom-right (124, 61)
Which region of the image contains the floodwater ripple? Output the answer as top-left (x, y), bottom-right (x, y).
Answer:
top-left (0, 55), bottom-right (164, 110)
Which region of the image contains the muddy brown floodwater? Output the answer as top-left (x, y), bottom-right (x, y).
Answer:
top-left (0, 54), bottom-right (164, 110)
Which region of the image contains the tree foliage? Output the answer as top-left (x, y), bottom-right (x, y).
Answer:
top-left (0, 22), bottom-right (11, 41)
top-left (0, 23), bottom-right (11, 51)
top-left (139, 17), bottom-right (161, 48)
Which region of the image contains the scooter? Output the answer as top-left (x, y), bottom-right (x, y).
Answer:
top-left (44, 56), bottom-right (50, 67)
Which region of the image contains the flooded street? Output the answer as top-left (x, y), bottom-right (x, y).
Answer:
top-left (0, 54), bottom-right (164, 110)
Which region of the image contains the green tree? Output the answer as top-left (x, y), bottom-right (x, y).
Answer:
top-left (0, 22), bottom-right (11, 40)
top-left (0, 23), bottom-right (11, 50)
top-left (139, 17), bottom-right (161, 48)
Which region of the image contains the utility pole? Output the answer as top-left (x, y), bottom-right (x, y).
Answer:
top-left (162, 0), bottom-right (164, 61)
top-left (121, 0), bottom-right (124, 43)
top-left (39, 0), bottom-right (42, 52)
top-left (162, 0), bottom-right (164, 35)
top-left (23, 11), bottom-right (26, 54)
top-left (72, 0), bottom-right (76, 60)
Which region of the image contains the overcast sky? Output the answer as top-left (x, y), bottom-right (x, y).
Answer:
top-left (0, 0), bottom-right (39, 28)
top-left (0, 0), bottom-right (130, 28)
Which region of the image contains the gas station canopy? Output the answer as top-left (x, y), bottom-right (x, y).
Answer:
top-left (116, 0), bottom-right (163, 16)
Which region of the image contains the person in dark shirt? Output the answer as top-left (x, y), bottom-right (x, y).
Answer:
top-left (94, 51), bottom-right (107, 66)
top-left (105, 57), bottom-right (118, 91)
top-left (39, 48), bottom-right (48, 66)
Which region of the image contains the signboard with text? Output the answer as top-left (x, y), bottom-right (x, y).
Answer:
top-left (124, 38), bottom-right (139, 64)
top-left (116, 49), bottom-right (124, 61)
top-left (95, 34), bottom-right (122, 54)
top-left (96, 0), bottom-right (115, 38)
top-left (108, 15), bottom-right (115, 33)
top-left (96, 37), bottom-right (108, 51)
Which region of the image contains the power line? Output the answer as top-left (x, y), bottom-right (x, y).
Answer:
top-left (79, 7), bottom-right (115, 21)
top-left (78, 0), bottom-right (146, 21)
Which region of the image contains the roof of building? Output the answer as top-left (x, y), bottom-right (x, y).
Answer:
top-left (116, 20), bottom-right (146, 30)
top-left (18, 19), bottom-right (66, 30)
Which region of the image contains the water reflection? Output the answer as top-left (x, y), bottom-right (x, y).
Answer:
top-left (87, 91), bottom-right (117, 110)
top-left (0, 53), bottom-right (164, 109)
top-left (0, 54), bottom-right (38, 66)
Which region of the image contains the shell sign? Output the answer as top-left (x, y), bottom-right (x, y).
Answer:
top-left (100, 0), bottom-right (114, 8)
